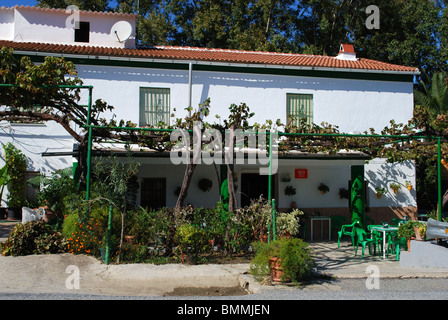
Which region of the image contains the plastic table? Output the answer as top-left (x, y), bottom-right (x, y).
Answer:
top-left (370, 226), bottom-right (398, 258)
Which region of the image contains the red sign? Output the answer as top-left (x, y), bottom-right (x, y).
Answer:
top-left (295, 169), bottom-right (308, 179)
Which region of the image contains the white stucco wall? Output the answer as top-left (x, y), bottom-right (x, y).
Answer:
top-left (365, 158), bottom-right (417, 208)
top-left (0, 8), bottom-right (14, 41)
top-left (3, 7), bottom-right (136, 48)
top-left (77, 64), bottom-right (414, 135)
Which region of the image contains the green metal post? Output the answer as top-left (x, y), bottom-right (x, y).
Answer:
top-left (272, 198), bottom-right (277, 241)
top-left (105, 204), bottom-right (113, 265)
top-left (268, 131), bottom-right (273, 242)
top-left (438, 138), bottom-right (442, 221)
top-left (268, 131), bottom-right (272, 203)
top-left (85, 87), bottom-right (93, 204)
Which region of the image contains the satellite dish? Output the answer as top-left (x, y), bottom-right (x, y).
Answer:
top-left (110, 21), bottom-right (132, 43)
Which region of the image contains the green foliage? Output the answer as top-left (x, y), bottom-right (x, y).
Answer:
top-left (284, 186), bottom-right (296, 196)
top-left (1, 220), bottom-right (66, 256)
top-left (3, 143), bottom-right (27, 208)
top-left (174, 223), bottom-right (208, 259)
top-left (275, 209), bottom-right (304, 238)
top-left (397, 220), bottom-right (423, 240)
top-left (250, 238), bottom-right (313, 283)
top-left (232, 196), bottom-right (272, 245)
top-left (27, 167), bottom-right (76, 214)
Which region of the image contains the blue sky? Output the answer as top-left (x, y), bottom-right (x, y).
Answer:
top-left (2, 0), bottom-right (38, 6)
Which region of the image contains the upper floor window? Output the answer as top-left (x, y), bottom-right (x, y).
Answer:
top-left (75, 21), bottom-right (90, 43)
top-left (287, 93), bottom-right (313, 127)
top-left (139, 87), bottom-right (170, 127)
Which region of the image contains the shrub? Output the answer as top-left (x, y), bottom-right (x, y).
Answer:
top-left (274, 209), bottom-right (304, 237)
top-left (4, 143), bottom-right (27, 208)
top-left (174, 223), bottom-right (208, 262)
top-left (250, 238), bottom-right (313, 283)
top-left (233, 196), bottom-right (271, 243)
top-left (1, 220), bottom-right (66, 256)
top-left (66, 217), bottom-right (103, 256)
top-left (28, 167), bottom-right (76, 215)
top-left (397, 220), bottom-right (422, 240)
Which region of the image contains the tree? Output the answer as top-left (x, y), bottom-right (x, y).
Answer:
top-left (0, 48), bottom-right (121, 189)
top-left (91, 153), bottom-right (140, 264)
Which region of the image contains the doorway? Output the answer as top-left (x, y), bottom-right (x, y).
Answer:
top-left (240, 173), bottom-right (276, 207)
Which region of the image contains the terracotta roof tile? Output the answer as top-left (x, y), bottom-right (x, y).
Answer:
top-left (1, 5), bottom-right (137, 17)
top-left (0, 40), bottom-right (419, 74)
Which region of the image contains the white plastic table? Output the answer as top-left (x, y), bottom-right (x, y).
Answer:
top-left (370, 226), bottom-right (398, 258)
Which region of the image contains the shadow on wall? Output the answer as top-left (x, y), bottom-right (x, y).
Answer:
top-left (365, 159), bottom-right (416, 208)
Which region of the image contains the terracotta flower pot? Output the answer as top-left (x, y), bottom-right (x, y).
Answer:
top-left (414, 228), bottom-right (423, 241)
top-left (269, 257), bottom-right (291, 283)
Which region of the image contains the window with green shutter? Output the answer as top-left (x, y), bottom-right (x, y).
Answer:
top-left (139, 88), bottom-right (170, 127)
top-left (286, 93), bottom-right (314, 127)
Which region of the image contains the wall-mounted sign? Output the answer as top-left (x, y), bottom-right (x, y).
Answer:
top-left (295, 169), bottom-right (308, 179)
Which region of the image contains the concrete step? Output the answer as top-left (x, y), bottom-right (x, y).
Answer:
top-left (400, 240), bottom-right (448, 268)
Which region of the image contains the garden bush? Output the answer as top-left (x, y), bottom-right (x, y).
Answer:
top-left (1, 220), bottom-right (66, 256)
top-left (250, 238), bottom-right (314, 283)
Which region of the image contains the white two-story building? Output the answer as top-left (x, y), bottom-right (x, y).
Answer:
top-left (0, 5), bottom-right (420, 239)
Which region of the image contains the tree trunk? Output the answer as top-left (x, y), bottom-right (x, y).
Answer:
top-left (176, 161), bottom-right (197, 208)
top-left (226, 126), bottom-right (238, 212)
top-left (176, 122), bottom-right (202, 208)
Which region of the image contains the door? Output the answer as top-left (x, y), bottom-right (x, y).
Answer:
top-left (141, 178), bottom-right (166, 210)
top-left (240, 173), bottom-right (276, 207)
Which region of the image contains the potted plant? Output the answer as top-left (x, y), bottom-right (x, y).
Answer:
top-left (338, 188), bottom-right (350, 199)
top-left (250, 238), bottom-right (313, 283)
top-left (284, 185), bottom-right (296, 196)
top-left (418, 224), bottom-right (427, 240)
top-left (375, 187), bottom-right (386, 198)
top-left (273, 208), bottom-right (304, 239)
top-left (318, 183), bottom-right (330, 194)
top-left (281, 173), bottom-right (291, 183)
top-left (405, 181), bottom-right (413, 191)
top-left (198, 178), bottom-right (213, 192)
top-left (397, 220), bottom-right (421, 251)
top-left (389, 182), bottom-right (401, 194)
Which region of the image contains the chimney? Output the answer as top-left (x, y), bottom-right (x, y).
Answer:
top-left (336, 44), bottom-right (357, 61)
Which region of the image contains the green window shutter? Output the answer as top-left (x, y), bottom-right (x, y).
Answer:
top-left (139, 88), bottom-right (170, 126)
top-left (287, 93), bottom-right (313, 126)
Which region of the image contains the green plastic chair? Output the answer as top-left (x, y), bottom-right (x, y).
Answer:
top-left (392, 218), bottom-right (404, 227)
top-left (354, 227), bottom-right (376, 258)
top-left (386, 231), bottom-right (402, 261)
top-left (337, 221), bottom-right (359, 248)
top-left (331, 215), bottom-right (347, 240)
top-left (367, 225), bottom-right (384, 256)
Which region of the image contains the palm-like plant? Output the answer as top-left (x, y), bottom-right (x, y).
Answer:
top-left (414, 71), bottom-right (448, 120)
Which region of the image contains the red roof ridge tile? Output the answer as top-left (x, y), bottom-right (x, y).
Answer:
top-left (2, 5), bottom-right (137, 17)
